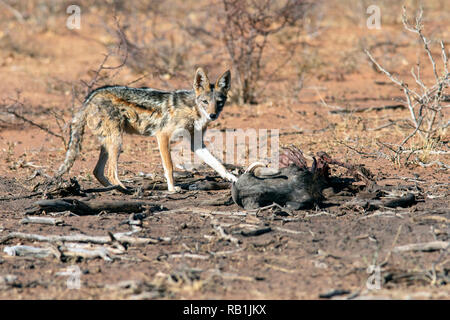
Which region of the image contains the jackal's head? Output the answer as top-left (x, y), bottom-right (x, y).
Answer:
top-left (193, 68), bottom-right (231, 122)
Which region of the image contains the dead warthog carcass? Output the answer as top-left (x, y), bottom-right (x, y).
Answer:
top-left (231, 146), bottom-right (374, 210)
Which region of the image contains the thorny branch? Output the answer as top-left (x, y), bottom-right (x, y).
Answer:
top-left (364, 6), bottom-right (449, 164)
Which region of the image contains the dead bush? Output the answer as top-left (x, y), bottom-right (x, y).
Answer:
top-left (180, 0), bottom-right (314, 104)
top-left (365, 7), bottom-right (449, 165)
top-left (104, 1), bottom-right (193, 84)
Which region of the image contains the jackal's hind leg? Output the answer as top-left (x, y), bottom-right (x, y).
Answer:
top-left (93, 145), bottom-right (110, 187)
top-left (92, 135), bottom-right (130, 193)
top-left (104, 136), bottom-right (128, 192)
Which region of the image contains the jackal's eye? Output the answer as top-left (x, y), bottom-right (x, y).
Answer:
top-left (202, 99), bottom-right (208, 104)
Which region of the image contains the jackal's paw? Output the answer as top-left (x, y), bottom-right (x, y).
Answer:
top-left (168, 186), bottom-right (182, 193)
top-left (224, 172), bottom-right (238, 183)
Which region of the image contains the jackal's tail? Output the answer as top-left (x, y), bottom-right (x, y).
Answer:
top-left (54, 106), bottom-right (88, 179)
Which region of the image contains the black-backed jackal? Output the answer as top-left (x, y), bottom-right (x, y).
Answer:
top-left (55, 68), bottom-right (237, 192)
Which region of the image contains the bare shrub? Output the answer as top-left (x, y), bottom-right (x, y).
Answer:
top-left (0, 21), bottom-right (128, 153)
top-left (365, 7), bottom-right (449, 165)
top-left (105, 1), bottom-right (193, 84)
top-left (221, 0), bottom-right (311, 104)
top-left (181, 0), bottom-right (313, 104)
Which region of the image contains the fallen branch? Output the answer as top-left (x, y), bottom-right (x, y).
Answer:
top-left (417, 160), bottom-right (450, 170)
top-left (329, 104), bottom-right (406, 114)
top-left (0, 231), bottom-right (167, 246)
top-left (3, 243), bottom-right (127, 261)
top-left (3, 245), bottom-right (58, 259)
top-left (344, 193), bottom-right (416, 211)
top-left (58, 243), bottom-right (125, 261)
top-left (25, 198), bottom-right (164, 215)
top-left (393, 241), bottom-right (449, 253)
top-left (213, 224), bottom-right (241, 245)
top-left (20, 216), bottom-right (64, 226)
top-left (273, 226), bottom-right (304, 235)
top-left (168, 253), bottom-right (210, 260)
top-left (239, 227), bottom-right (272, 237)
top-left (319, 289), bottom-right (351, 299)
top-left (383, 193), bottom-right (416, 208)
top-left (0, 192), bottom-right (43, 202)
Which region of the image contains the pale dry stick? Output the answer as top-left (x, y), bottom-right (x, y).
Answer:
top-left (417, 160), bottom-right (450, 170)
top-left (208, 248), bottom-right (244, 257)
top-left (168, 253), bottom-right (210, 260)
top-left (305, 211), bottom-right (333, 218)
top-left (272, 226), bottom-right (304, 235)
top-left (411, 62), bottom-right (427, 93)
top-left (59, 243), bottom-right (126, 261)
top-left (412, 215), bottom-right (448, 223)
top-left (393, 241), bottom-right (449, 253)
top-left (107, 232), bottom-right (127, 252)
top-left (20, 216), bottom-right (64, 226)
top-left (0, 232), bottom-right (166, 245)
top-left (155, 207), bottom-right (247, 218)
top-left (208, 214), bottom-right (241, 245)
top-left (209, 211), bottom-right (248, 218)
top-left (441, 40), bottom-right (449, 75)
top-left (3, 245), bottom-right (59, 259)
top-left (400, 150), bottom-right (450, 155)
top-left (213, 224), bottom-right (240, 245)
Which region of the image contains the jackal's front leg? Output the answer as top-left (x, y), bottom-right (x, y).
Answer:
top-left (192, 146), bottom-right (238, 183)
top-left (156, 132), bottom-right (180, 192)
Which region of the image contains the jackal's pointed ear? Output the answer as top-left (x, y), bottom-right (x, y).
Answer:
top-left (215, 70), bottom-right (231, 92)
top-left (193, 68), bottom-right (210, 94)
